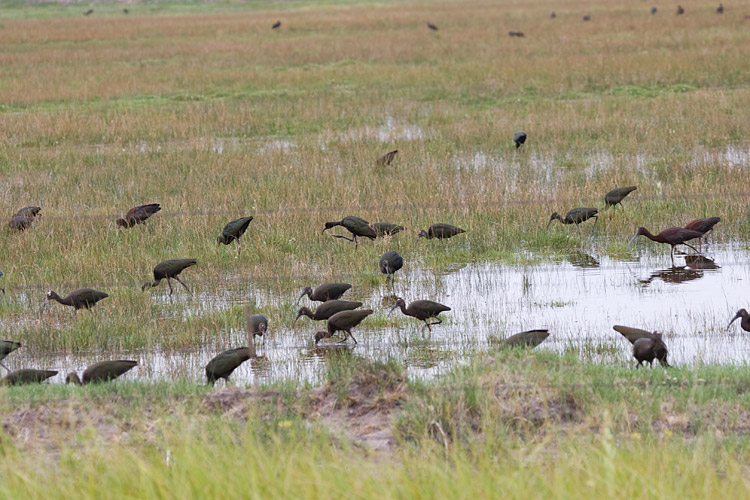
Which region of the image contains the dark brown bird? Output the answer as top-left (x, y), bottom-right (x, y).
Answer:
top-left (416, 223), bottom-right (466, 242)
top-left (272, 20), bottom-right (281, 29)
top-left (513, 131), bottom-right (527, 149)
top-left (297, 283), bottom-right (351, 304)
top-left (547, 207), bottom-right (599, 233)
top-left (376, 150), bottom-right (398, 166)
top-left (651, 6), bottom-right (658, 14)
top-left (8, 206), bottom-right (41, 231)
top-left (583, 14), bottom-right (591, 21)
top-left (1, 369), bottom-right (57, 386)
top-left (379, 251), bottom-right (404, 284)
top-left (116, 203), bottom-right (161, 228)
top-left (66, 360), bottom-right (138, 385)
top-left (323, 216), bottom-right (376, 249)
top-left (205, 347), bottom-right (253, 385)
top-left (142, 259), bottom-right (197, 295)
top-left (217, 216), bottom-right (254, 256)
top-left (123, 8), bottom-right (129, 14)
top-left (371, 222), bottom-right (404, 237)
top-left (84, 9), bottom-right (93, 15)
top-left (427, 21), bottom-right (439, 30)
top-left (315, 309), bottom-right (373, 345)
top-left (15, 206), bottom-right (41, 218)
top-left (0, 340), bottom-right (21, 372)
top-left (676, 5), bottom-right (684, 14)
top-left (633, 335), bottom-right (669, 367)
top-left (246, 310), bottom-right (268, 342)
top-left (717, 3), bottom-right (724, 13)
top-left (604, 186), bottom-right (637, 209)
top-left (42, 288), bottom-right (109, 313)
top-left (727, 309), bottom-right (750, 333)
top-left (508, 31), bottom-right (525, 37)
top-left (684, 217), bottom-right (720, 249)
top-left (295, 300), bottom-right (363, 324)
top-left (628, 227), bottom-right (702, 264)
top-left (501, 329), bottom-right (550, 349)
top-left (389, 298), bottom-right (450, 332)
top-left (550, 11), bottom-right (556, 18)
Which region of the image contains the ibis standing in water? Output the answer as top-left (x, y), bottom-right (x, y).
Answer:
top-left (297, 283), bottom-right (352, 303)
top-left (142, 259), bottom-right (197, 295)
top-left (0, 340), bottom-right (21, 372)
top-left (217, 216), bottom-right (254, 256)
top-left (684, 217), bottom-right (720, 249)
top-left (727, 309), bottom-right (750, 333)
top-left (322, 216), bottom-right (376, 249)
top-left (1, 369), bottom-right (58, 386)
top-left (547, 207), bottom-right (599, 233)
top-left (66, 360), bottom-right (138, 385)
top-left (295, 300), bottom-right (363, 324)
top-left (416, 223), bottom-right (466, 242)
top-left (205, 347), bottom-right (254, 385)
top-left (513, 132), bottom-right (527, 149)
top-left (116, 203), bottom-right (161, 227)
top-left (246, 307), bottom-right (268, 345)
top-left (314, 309), bottom-right (373, 345)
top-left (604, 186), bottom-right (637, 209)
top-left (379, 251), bottom-right (403, 284)
top-left (42, 288), bottom-right (109, 313)
top-left (633, 335), bottom-right (670, 367)
top-left (627, 227), bottom-right (702, 265)
top-left (389, 298), bottom-right (451, 332)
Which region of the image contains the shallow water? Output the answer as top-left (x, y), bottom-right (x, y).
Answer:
top-left (4, 243), bottom-right (750, 386)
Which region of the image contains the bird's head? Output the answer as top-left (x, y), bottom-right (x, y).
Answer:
top-left (388, 298), bottom-right (406, 315)
top-left (547, 212), bottom-right (562, 228)
top-left (115, 218), bottom-right (129, 228)
top-left (297, 287), bottom-right (313, 304)
top-left (294, 307), bottom-right (312, 324)
top-left (314, 331), bottom-right (330, 345)
top-left (627, 227), bottom-right (648, 250)
top-left (217, 234), bottom-right (229, 245)
top-left (65, 372), bottom-right (82, 386)
top-left (322, 221), bottom-right (338, 233)
top-left (727, 309), bottom-right (748, 330)
top-left (416, 229), bottom-right (428, 243)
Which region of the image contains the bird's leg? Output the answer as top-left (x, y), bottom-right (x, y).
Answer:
top-left (670, 246), bottom-right (675, 266)
top-left (174, 276), bottom-right (192, 294)
top-left (349, 331), bottom-right (358, 345)
top-left (236, 240), bottom-right (241, 259)
top-left (682, 242), bottom-right (700, 255)
top-left (422, 321), bottom-right (432, 333)
top-left (428, 318), bottom-right (443, 327)
top-left (167, 278), bottom-right (174, 295)
top-left (331, 234), bottom-right (355, 242)
top-left (591, 215), bottom-right (598, 234)
top-left (336, 331), bottom-right (349, 344)
top-left (354, 235), bottom-right (358, 250)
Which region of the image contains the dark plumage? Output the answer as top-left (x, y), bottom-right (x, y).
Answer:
top-left (142, 258), bottom-right (197, 295)
top-left (15, 206), bottom-right (41, 218)
top-left (123, 8), bottom-right (129, 14)
top-left (84, 9), bottom-right (93, 15)
top-left (116, 203), bottom-right (161, 227)
top-left (66, 360), bottom-right (138, 385)
top-left (1, 369), bottom-right (57, 386)
top-left (371, 222), bottom-right (404, 237)
top-left (427, 21), bottom-right (439, 31)
top-left (217, 216), bottom-right (254, 256)
top-left (379, 251), bottom-right (404, 284)
top-left (205, 347), bottom-right (253, 385)
top-left (502, 329), bottom-right (550, 349)
top-left (513, 131), bottom-right (527, 149)
top-left (295, 300), bottom-right (363, 323)
top-left (315, 309), bottom-right (373, 345)
top-left (717, 3), bottom-right (724, 14)
top-left (323, 216), bottom-right (376, 249)
top-left (42, 288), bottom-right (109, 312)
top-left (676, 5), bottom-right (684, 15)
top-left (583, 14), bottom-right (591, 21)
top-left (0, 269), bottom-right (4, 295)
top-left (389, 298), bottom-right (451, 332)
top-left (508, 31), bottom-right (525, 37)
top-left (547, 207), bottom-right (599, 233)
top-left (628, 227), bottom-right (703, 264)
top-left (416, 223), bottom-right (466, 242)
top-left (297, 283), bottom-right (352, 303)
top-left (633, 336), bottom-right (670, 367)
top-left (550, 11), bottom-right (556, 18)
top-left (684, 217), bottom-right (720, 240)
top-left (0, 340), bottom-right (21, 372)
top-left (376, 150), bottom-right (398, 166)
top-left (246, 311), bottom-right (268, 340)
top-left (8, 207), bottom-right (41, 231)
top-left (727, 309), bottom-right (750, 333)
top-left (651, 6), bottom-right (658, 14)
top-left (272, 20), bottom-right (281, 29)
top-left (604, 186), bottom-right (637, 209)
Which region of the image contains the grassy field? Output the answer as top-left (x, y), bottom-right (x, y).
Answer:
top-left (1, 0), bottom-right (750, 495)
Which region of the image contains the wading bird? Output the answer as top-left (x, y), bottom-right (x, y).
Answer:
top-left (427, 21), bottom-right (439, 30)
top-left (717, 3), bottom-right (723, 13)
top-left (676, 5), bottom-right (684, 14)
top-left (297, 283), bottom-right (351, 303)
top-left (633, 335), bottom-right (670, 367)
top-left (142, 259), bottom-right (197, 295)
top-left (604, 186), bottom-right (637, 209)
top-left (1, 369), bottom-right (57, 386)
top-left (295, 300), bottom-right (362, 324)
top-left (727, 309), bottom-right (750, 333)
top-left (66, 360), bottom-right (138, 385)
top-left (627, 227), bottom-right (702, 265)
top-left (42, 288), bottom-right (109, 313)
top-left (322, 216), bottom-right (376, 249)
top-left (513, 131), bottom-right (527, 149)
top-left (315, 309), bottom-right (373, 345)
top-left (371, 222), bottom-right (404, 237)
top-left (9, 206), bottom-right (41, 231)
top-left (272, 20), bottom-right (281, 29)
top-left (416, 223), bottom-right (466, 242)
top-left (116, 203), bottom-right (161, 228)
top-left (389, 298), bottom-right (450, 332)
top-left (246, 309), bottom-right (268, 344)
top-left (501, 329), bottom-right (550, 349)
top-left (0, 340), bottom-right (21, 372)
top-left (684, 217), bottom-right (720, 248)
top-left (217, 216), bottom-right (254, 256)
top-left (205, 347), bottom-right (254, 385)
top-left (583, 14), bottom-right (591, 20)
top-left (547, 207), bottom-right (599, 233)
top-left (651, 6), bottom-right (658, 14)
top-left (84, 9), bottom-right (93, 15)
top-left (379, 251), bottom-right (404, 284)
top-left (376, 150), bottom-right (398, 166)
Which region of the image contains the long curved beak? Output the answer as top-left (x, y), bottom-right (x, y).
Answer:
top-left (727, 315), bottom-right (740, 330)
top-left (40, 298), bottom-right (49, 315)
top-left (546, 219), bottom-right (553, 229)
top-left (627, 233), bottom-right (639, 250)
top-left (293, 312), bottom-right (302, 325)
top-left (296, 291), bottom-right (307, 305)
top-left (321, 227), bottom-right (329, 234)
top-left (388, 304), bottom-right (398, 316)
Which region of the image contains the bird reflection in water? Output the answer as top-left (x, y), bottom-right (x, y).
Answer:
top-left (684, 255), bottom-right (720, 270)
top-left (640, 266), bottom-right (704, 285)
top-left (566, 250), bottom-right (600, 269)
top-left (304, 343), bottom-right (357, 363)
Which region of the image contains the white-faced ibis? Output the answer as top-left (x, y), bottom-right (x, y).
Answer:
top-left (513, 131), bottom-right (527, 149)
top-left (66, 360), bottom-right (138, 385)
top-left (142, 258), bottom-right (197, 295)
top-left (9, 206), bottom-right (41, 231)
top-left (651, 6), bottom-right (658, 14)
top-left (272, 20), bottom-right (281, 29)
top-left (323, 216), bottom-right (376, 249)
top-left (42, 288), bottom-right (109, 313)
top-left (627, 227), bottom-right (702, 265)
top-left (218, 216), bottom-right (254, 256)
top-left (427, 21), bottom-right (439, 31)
top-left (297, 283), bottom-right (351, 304)
top-left (389, 298), bottom-right (450, 332)
top-left (84, 9), bottom-right (93, 15)
top-left (727, 309), bottom-right (750, 333)
top-left (371, 222), bottom-right (404, 237)
top-left (501, 329), bottom-right (550, 349)
top-left (376, 150), bottom-right (398, 166)
top-left (676, 5), bottom-right (684, 14)
top-left (379, 251), bottom-right (403, 284)
top-left (206, 347), bottom-right (253, 385)
top-left (547, 207), bottom-right (599, 233)
top-left (583, 14), bottom-right (591, 21)
top-left (717, 3), bottom-right (724, 13)
top-left (116, 203), bottom-right (161, 228)
top-left (416, 223), bottom-right (466, 242)
top-left (315, 309), bottom-right (373, 345)
top-left (633, 335), bottom-right (669, 367)
top-left (604, 186), bottom-right (637, 209)
top-left (246, 309), bottom-right (268, 343)
top-left (684, 217), bottom-right (720, 249)
top-left (1, 369), bottom-right (57, 386)
top-left (295, 300), bottom-right (362, 324)
top-left (15, 206), bottom-right (41, 218)
top-left (0, 340), bottom-right (21, 372)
